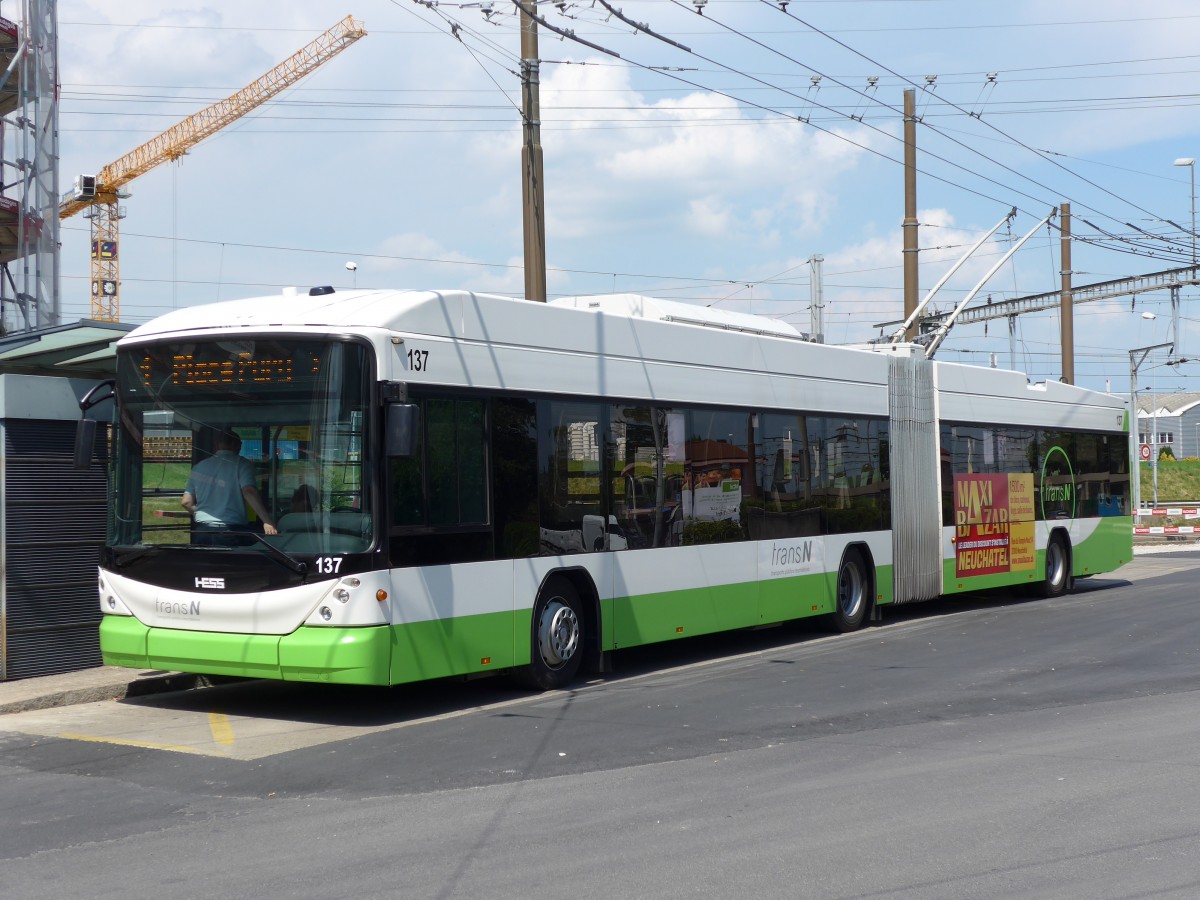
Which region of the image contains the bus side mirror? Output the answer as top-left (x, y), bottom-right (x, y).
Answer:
top-left (74, 418), bottom-right (98, 469)
top-left (386, 404), bottom-right (419, 456)
top-left (74, 378), bottom-right (116, 469)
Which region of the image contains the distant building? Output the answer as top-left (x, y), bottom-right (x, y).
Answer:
top-left (1137, 392), bottom-right (1200, 459)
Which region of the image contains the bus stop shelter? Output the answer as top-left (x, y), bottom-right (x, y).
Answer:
top-left (0, 320), bottom-right (131, 679)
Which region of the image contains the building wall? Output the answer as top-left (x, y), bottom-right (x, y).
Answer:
top-left (1138, 413), bottom-right (1181, 456)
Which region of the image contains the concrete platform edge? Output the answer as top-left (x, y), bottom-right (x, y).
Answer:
top-left (0, 670), bottom-right (236, 716)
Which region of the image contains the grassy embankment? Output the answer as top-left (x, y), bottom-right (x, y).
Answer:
top-left (1138, 459), bottom-right (1200, 504)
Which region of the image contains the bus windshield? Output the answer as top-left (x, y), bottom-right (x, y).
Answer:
top-left (111, 337), bottom-right (374, 556)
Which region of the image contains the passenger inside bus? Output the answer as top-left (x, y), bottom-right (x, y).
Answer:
top-left (291, 483), bottom-right (318, 513)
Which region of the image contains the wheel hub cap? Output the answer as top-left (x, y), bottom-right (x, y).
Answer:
top-left (538, 600), bottom-right (580, 668)
top-left (839, 564), bottom-right (863, 618)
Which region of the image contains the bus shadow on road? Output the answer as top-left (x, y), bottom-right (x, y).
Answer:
top-left (879, 573), bottom-right (1132, 625)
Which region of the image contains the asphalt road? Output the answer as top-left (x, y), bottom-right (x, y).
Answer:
top-left (3, 551), bottom-right (1199, 898)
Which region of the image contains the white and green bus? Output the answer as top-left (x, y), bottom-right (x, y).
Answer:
top-left (87, 288), bottom-right (1132, 688)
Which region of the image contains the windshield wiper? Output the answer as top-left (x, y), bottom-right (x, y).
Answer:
top-left (240, 530), bottom-right (309, 576)
top-left (193, 528), bottom-right (309, 576)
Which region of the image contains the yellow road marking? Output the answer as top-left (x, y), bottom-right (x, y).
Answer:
top-left (59, 732), bottom-right (203, 755)
top-left (208, 712), bottom-right (236, 746)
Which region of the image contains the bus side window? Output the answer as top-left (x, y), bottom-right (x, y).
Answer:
top-left (390, 398), bottom-right (487, 528)
top-left (609, 405), bottom-right (676, 549)
top-left (427, 399), bottom-right (486, 525)
top-left (538, 400), bottom-right (605, 554)
top-left (492, 398), bottom-right (538, 557)
top-left (681, 407), bottom-right (750, 545)
top-left (390, 405), bottom-right (424, 527)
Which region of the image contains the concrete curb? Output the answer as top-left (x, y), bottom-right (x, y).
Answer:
top-left (0, 672), bottom-right (235, 716)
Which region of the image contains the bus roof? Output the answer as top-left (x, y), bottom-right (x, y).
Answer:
top-left (120, 288), bottom-right (807, 341)
top-left (120, 288), bottom-right (485, 340)
top-left (550, 293), bottom-right (806, 339)
top-left (117, 287), bottom-right (1125, 431)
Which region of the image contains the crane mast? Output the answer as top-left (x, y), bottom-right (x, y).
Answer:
top-left (59, 15), bottom-right (366, 322)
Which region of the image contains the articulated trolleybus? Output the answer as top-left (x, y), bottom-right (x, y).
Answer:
top-left (89, 288), bottom-right (1132, 688)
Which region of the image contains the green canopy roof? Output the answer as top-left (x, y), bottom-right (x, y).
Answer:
top-left (0, 320), bottom-right (133, 378)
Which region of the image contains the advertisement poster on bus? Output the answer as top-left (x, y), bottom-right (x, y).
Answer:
top-left (954, 473), bottom-right (1037, 578)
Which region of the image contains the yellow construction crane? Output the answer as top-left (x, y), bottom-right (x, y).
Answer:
top-left (59, 15), bottom-right (366, 322)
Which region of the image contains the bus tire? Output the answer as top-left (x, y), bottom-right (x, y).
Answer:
top-left (517, 576), bottom-right (585, 690)
top-left (831, 548), bottom-right (870, 633)
top-left (1038, 533), bottom-right (1071, 598)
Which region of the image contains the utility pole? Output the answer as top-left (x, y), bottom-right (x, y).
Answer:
top-left (1060, 202), bottom-right (1073, 383)
top-left (809, 254), bottom-right (825, 343)
top-left (902, 89), bottom-right (918, 340)
top-left (519, 7), bottom-right (548, 303)
top-left (1174, 157), bottom-right (1195, 264)
top-left (1170, 283), bottom-right (1183, 363)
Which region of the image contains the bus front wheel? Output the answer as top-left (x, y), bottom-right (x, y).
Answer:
top-left (831, 549), bottom-right (870, 633)
top-left (518, 577), bottom-right (585, 690)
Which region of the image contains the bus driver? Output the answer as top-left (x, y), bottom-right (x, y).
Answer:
top-left (181, 429), bottom-right (278, 542)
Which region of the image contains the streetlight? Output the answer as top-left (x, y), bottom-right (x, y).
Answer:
top-left (1174, 157), bottom-right (1195, 264)
top-left (345, 260), bottom-right (358, 289)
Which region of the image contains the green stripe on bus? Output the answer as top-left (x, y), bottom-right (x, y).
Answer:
top-left (610, 564), bottom-right (897, 645)
top-left (101, 616), bottom-right (394, 685)
top-left (1072, 516), bottom-right (1134, 573)
top-left (613, 580), bottom-right (763, 646)
top-left (282, 626), bottom-right (394, 684)
top-left (99, 616), bottom-right (150, 669)
top-left (389, 610), bottom-right (516, 684)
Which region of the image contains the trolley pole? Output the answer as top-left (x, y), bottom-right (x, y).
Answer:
top-left (520, 7), bottom-right (548, 302)
top-left (902, 89), bottom-right (918, 340)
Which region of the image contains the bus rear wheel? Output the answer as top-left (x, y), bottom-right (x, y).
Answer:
top-left (831, 549), bottom-right (870, 633)
top-left (1038, 534), bottom-right (1071, 598)
top-left (517, 577), bottom-right (584, 690)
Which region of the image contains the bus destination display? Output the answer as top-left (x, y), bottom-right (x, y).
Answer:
top-left (138, 351), bottom-right (320, 387)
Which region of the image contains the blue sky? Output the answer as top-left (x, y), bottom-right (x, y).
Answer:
top-left (56, 1), bottom-right (1200, 392)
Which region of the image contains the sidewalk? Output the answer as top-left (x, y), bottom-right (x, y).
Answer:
top-left (0, 667), bottom-right (217, 716)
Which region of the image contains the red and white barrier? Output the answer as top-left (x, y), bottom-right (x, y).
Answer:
top-left (1133, 506), bottom-right (1200, 536)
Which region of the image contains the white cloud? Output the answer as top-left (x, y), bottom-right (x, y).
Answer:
top-left (518, 58), bottom-right (883, 256)
top-left (687, 196), bottom-right (732, 237)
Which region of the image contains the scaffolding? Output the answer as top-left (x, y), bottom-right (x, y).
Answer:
top-left (0, 0), bottom-right (57, 335)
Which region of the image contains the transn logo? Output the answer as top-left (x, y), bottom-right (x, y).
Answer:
top-left (195, 577), bottom-right (225, 590)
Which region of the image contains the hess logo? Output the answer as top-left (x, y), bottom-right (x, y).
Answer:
top-left (195, 576), bottom-right (226, 590)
